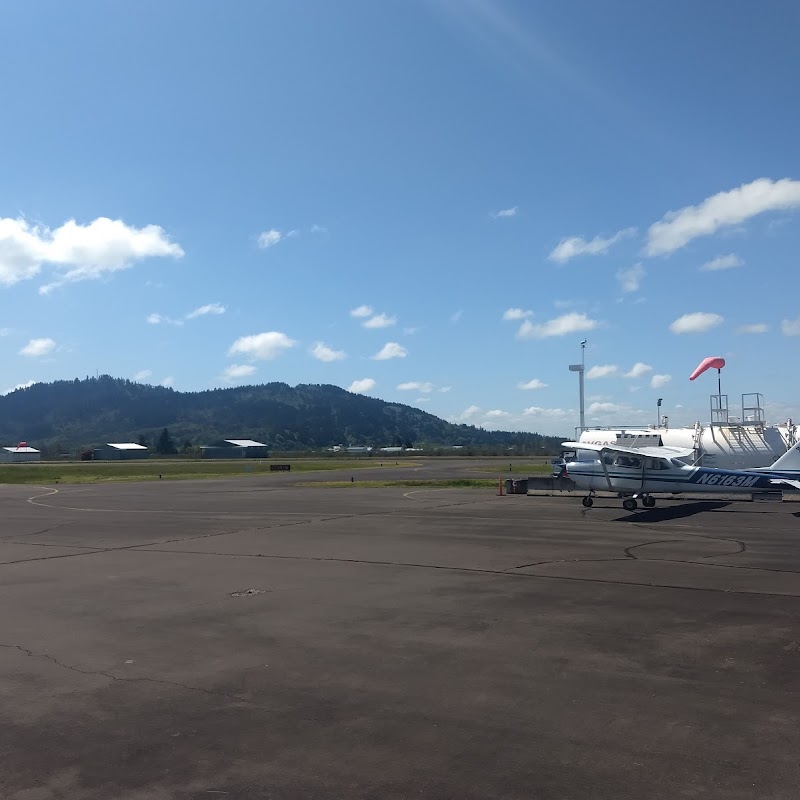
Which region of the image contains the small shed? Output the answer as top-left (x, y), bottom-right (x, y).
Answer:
top-left (201, 439), bottom-right (269, 459)
top-left (0, 445), bottom-right (41, 463)
top-left (93, 443), bottom-right (150, 460)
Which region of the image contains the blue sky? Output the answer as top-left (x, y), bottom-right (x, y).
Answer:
top-left (2, 0), bottom-right (799, 436)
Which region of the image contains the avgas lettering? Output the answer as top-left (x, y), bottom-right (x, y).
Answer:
top-left (694, 471), bottom-right (760, 488)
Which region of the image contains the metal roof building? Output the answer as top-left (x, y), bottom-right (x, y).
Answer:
top-left (201, 439), bottom-right (270, 459)
top-left (0, 445), bottom-right (41, 464)
top-left (93, 443), bottom-right (150, 460)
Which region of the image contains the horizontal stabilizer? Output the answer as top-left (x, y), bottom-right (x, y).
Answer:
top-left (771, 478), bottom-right (800, 490)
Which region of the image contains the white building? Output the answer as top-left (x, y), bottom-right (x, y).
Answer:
top-left (93, 443), bottom-right (150, 460)
top-left (0, 445), bottom-right (41, 463)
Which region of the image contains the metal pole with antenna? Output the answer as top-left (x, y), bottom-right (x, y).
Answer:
top-left (657, 398), bottom-right (662, 428)
top-left (569, 339), bottom-right (587, 433)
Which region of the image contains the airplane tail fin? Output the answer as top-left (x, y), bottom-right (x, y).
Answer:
top-left (763, 443), bottom-right (800, 473)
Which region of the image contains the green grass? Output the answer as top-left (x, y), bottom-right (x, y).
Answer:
top-left (298, 479), bottom-right (499, 489)
top-left (0, 459), bottom-right (418, 485)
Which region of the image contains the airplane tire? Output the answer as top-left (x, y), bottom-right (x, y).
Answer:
top-left (582, 496), bottom-right (593, 507)
top-left (622, 498), bottom-right (638, 512)
top-left (643, 496), bottom-right (656, 508)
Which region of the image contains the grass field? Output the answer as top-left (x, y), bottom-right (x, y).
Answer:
top-left (0, 459), bottom-right (415, 485)
top-left (477, 464), bottom-right (552, 476)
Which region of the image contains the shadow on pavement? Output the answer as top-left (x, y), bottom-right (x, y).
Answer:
top-left (615, 501), bottom-right (731, 523)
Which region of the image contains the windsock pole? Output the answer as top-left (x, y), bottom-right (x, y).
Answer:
top-left (497, 476), bottom-right (503, 496)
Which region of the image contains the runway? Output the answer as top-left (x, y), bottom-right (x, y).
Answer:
top-left (1, 472), bottom-right (799, 799)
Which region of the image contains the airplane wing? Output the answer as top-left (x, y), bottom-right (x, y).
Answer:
top-left (770, 478), bottom-right (800, 490)
top-left (562, 441), bottom-right (695, 459)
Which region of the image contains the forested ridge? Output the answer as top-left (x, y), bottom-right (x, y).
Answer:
top-left (0, 376), bottom-right (565, 454)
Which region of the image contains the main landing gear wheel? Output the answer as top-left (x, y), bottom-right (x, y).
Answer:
top-left (643, 496), bottom-right (656, 508)
top-left (582, 496), bottom-right (594, 507)
top-left (622, 498), bottom-right (638, 512)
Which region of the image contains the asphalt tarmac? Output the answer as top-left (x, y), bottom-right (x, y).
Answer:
top-left (1, 466), bottom-right (799, 799)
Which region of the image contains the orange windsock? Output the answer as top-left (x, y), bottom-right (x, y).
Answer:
top-left (689, 357), bottom-right (725, 381)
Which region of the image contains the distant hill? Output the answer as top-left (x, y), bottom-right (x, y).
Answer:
top-left (0, 376), bottom-right (566, 455)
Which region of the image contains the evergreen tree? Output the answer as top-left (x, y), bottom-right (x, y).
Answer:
top-left (156, 427), bottom-right (177, 455)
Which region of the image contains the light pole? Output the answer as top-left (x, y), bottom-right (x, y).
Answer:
top-left (657, 398), bottom-right (662, 428)
top-left (569, 339), bottom-right (587, 433)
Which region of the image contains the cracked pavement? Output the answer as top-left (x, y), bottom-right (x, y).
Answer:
top-left (1, 472), bottom-right (799, 799)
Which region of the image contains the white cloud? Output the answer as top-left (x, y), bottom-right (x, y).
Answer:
top-left (397, 381), bottom-right (435, 392)
top-left (781, 318), bottom-right (800, 336)
top-left (221, 364), bottom-right (257, 382)
top-left (146, 312), bottom-right (183, 326)
top-left (522, 406), bottom-right (569, 418)
top-left (1, 380), bottom-right (34, 395)
top-left (350, 305), bottom-right (373, 318)
top-left (548, 227), bottom-right (636, 263)
top-left (616, 263), bottom-right (645, 293)
top-left (228, 331), bottom-right (297, 360)
top-left (486, 409), bottom-right (510, 418)
top-left (310, 224), bottom-right (328, 235)
top-left (669, 312), bottom-right (724, 335)
top-left (257, 229), bottom-right (283, 249)
top-left (588, 401), bottom-right (625, 415)
top-left (415, 397), bottom-right (430, 404)
top-left (160, 376), bottom-right (174, 387)
top-left (518, 378), bottom-right (547, 390)
top-left (133, 369), bottom-right (152, 382)
top-left (348, 378), bottom-right (376, 394)
top-left (646, 178), bottom-right (800, 257)
top-left (517, 312), bottom-right (599, 339)
top-left (310, 342), bottom-right (346, 362)
top-left (737, 323), bottom-right (768, 334)
top-left (450, 310), bottom-right (463, 323)
top-left (701, 254), bottom-right (743, 272)
top-left (503, 307), bottom-right (532, 321)
top-left (490, 206), bottom-right (518, 218)
top-left (0, 216), bottom-right (184, 293)
top-left (186, 303), bottom-right (226, 319)
top-left (363, 313), bottom-right (397, 329)
top-left (0, 328), bottom-right (11, 336)
top-left (624, 362), bottom-right (652, 379)
top-left (586, 364), bottom-right (618, 380)
top-left (372, 342), bottom-right (407, 360)
top-left (439, 386), bottom-right (452, 393)
top-left (19, 337), bottom-right (55, 357)
top-left (460, 405), bottom-right (482, 420)
top-left (651, 374), bottom-right (672, 389)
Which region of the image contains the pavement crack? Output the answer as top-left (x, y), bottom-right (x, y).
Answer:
top-left (0, 643), bottom-right (246, 702)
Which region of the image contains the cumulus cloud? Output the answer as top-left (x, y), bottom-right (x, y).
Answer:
top-left (310, 342), bottom-right (346, 362)
top-left (624, 362), bottom-right (653, 379)
top-left (228, 331), bottom-right (297, 360)
top-left (737, 323), bottom-right (768, 334)
top-left (781, 318), bottom-right (800, 336)
top-left (517, 312), bottom-right (598, 339)
top-left (257, 229), bottom-right (283, 249)
top-left (518, 378), bottom-right (547, 390)
top-left (460, 405), bottom-right (482, 420)
top-left (397, 381), bottom-right (435, 392)
top-left (221, 364), bottom-right (257, 382)
top-left (133, 369), bottom-right (152, 382)
top-left (503, 307), bottom-right (532, 321)
top-left (350, 305), bottom-right (373, 318)
top-left (372, 342), bottom-right (407, 360)
top-left (651, 374), bottom-right (672, 389)
top-left (363, 312), bottom-right (397, 329)
top-left (160, 376), bottom-right (174, 387)
top-left (522, 406), bottom-right (569, 418)
top-left (701, 254), bottom-right (743, 272)
top-left (588, 401), bottom-right (626, 415)
top-left (616, 263), bottom-right (645, 293)
top-left (348, 378), bottom-right (376, 394)
top-left (490, 206), bottom-right (518, 218)
top-left (646, 178), bottom-right (800, 257)
top-left (186, 303), bottom-right (226, 319)
top-left (486, 409), bottom-right (510, 418)
top-left (669, 312), bottom-right (724, 335)
top-left (19, 337), bottom-right (55, 357)
top-left (0, 216), bottom-right (183, 293)
top-left (548, 227), bottom-right (636, 263)
top-left (586, 364), bottom-right (618, 380)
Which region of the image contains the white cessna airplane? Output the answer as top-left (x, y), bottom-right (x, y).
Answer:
top-left (560, 440), bottom-right (800, 511)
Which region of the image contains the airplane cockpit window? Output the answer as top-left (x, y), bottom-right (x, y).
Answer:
top-left (644, 457), bottom-right (670, 470)
top-left (614, 455), bottom-right (641, 468)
